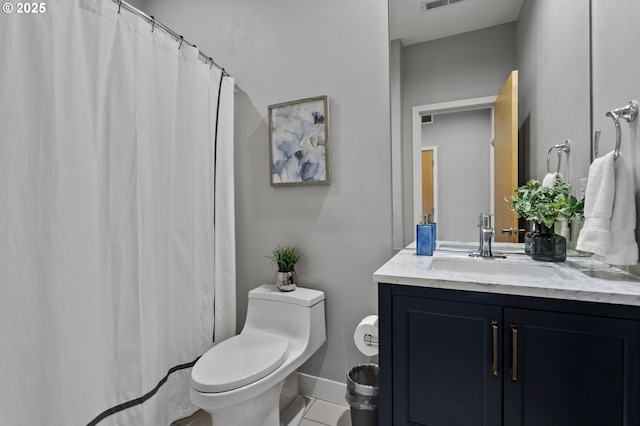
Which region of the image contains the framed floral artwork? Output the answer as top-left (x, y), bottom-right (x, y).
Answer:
top-left (268, 95), bottom-right (330, 186)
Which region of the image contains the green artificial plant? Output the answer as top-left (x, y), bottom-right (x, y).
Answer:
top-left (268, 245), bottom-right (302, 273)
top-left (506, 179), bottom-right (583, 228)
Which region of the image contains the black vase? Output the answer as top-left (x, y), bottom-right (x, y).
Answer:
top-left (524, 222), bottom-right (540, 255)
top-left (531, 223), bottom-right (566, 262)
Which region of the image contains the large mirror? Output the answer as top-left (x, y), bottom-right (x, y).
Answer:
top-left (390, 0), bottom-right (592, 248)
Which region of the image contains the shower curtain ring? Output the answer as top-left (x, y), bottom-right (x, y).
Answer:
top-left (117, 0), bottom-right (122, 14)
top-left (150, 16), bottom-right (155, 32)
top-left (178, 36), bottom-right (184, 49)
top-left (209, 57), bottom-right (214, 70)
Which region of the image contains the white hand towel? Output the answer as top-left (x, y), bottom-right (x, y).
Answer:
top-left (576, 152), bottom-right (638, 265)
top-left (604, 154), bottom-right (637, 265)
top-left (542, 172), bottom-right (565, 187)
top-left (576, 152), bottom-right (615, 255)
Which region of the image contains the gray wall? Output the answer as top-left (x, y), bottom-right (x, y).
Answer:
top-left (422, 109), bottom-right (492, 241)
top-left (126, 0), bottom-right (146, 11)
top-left (517, 0), bottom-right (640, 268)
top-left (516, 0), bottom-right (591, 192)
top-left (390, 39), bottom-right (404, 249)
top-left (400, 23), bottom-right (517, 243)
top-left (145, 0), bottom-right (391, 384)
top-left (593, 0), bottom-right (640, 272)
top-left (128, 0), bottom-right (640, 390)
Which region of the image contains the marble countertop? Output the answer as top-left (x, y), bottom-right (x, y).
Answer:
top-left (373, 242), bottom-right (640, 306)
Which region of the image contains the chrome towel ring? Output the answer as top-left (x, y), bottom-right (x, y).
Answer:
top-left (547, 140), bottom-right (570, 174)
top-left (594, 100), bottom-right (638, 160)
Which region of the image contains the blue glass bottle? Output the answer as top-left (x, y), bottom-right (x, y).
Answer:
top-left (417, 215), bottom-right (434, 256)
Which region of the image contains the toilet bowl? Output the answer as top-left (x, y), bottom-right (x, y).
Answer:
top-left (190, 285), bottom-right (326, 426)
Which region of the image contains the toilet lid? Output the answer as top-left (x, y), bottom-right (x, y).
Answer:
top-left (192, 331), bottom-right (289, 393)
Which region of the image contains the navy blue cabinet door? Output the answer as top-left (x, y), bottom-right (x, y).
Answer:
top-left (503, 308), bottom-right (640, 426)
top-left (392, 295), bottom-right (502, 426)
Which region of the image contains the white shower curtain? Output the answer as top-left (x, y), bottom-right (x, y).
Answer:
top-left (0, 1), bottom-right (235, 425)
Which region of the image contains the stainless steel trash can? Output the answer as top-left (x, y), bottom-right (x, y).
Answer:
top-left (345, 363), bottom-right (379, 426)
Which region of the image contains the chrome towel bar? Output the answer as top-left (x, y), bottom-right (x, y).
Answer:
top-left (594, 100), bottom-right (638, 160)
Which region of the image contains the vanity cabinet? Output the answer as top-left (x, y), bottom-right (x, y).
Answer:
top-left (378, 284), bottom-right (640, 426)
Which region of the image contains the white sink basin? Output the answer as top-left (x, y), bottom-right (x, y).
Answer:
top-left (429, 258), bottom-right (571, 280)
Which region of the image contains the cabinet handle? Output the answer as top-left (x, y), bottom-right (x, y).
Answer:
top-left (491, 321), bottom-right (498, 376)
top-left (511, 325), bottom-right (518, 381)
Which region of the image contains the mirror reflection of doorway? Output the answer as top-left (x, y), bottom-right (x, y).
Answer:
top-left (412, 71), bottom-right (519, 243)
top-left (421, 147), bottom-right (436, 221)
top-left (421, 110), bottom-right (492, 241)
top-left (493, 70), bottom-right (519, 242)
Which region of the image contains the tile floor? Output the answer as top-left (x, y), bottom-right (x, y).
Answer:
top-left (171, 396), bottom-right (351, 426)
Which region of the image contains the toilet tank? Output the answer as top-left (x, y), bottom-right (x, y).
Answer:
top-left (243, 285), bottom-right (326, 353)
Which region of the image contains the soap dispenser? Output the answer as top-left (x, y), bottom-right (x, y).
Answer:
top-left (416, 214), bottom-right (436, 256)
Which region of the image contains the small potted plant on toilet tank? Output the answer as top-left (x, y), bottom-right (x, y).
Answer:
top-left (268, 245), bottom-right (301, 291)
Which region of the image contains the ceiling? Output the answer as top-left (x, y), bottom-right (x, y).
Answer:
top-left (389, 0), bottom-right (524, 46)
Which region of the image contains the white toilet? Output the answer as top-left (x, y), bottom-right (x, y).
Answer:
top-left (190, 285), bottom-right (326, 426)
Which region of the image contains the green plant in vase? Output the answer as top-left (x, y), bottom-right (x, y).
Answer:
top-left (506, 179), bottom-right (542, 254)
top-left (506, 179), bottom-right (582, 261)
top-left (506, 180), bottom-right (573, 226)
top-left (561, 194), bottom-right (585, 222)
top-left (268, 245), bottom-right (302, 291)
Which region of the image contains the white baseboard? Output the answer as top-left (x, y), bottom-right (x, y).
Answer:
top-left (297, 372), bottom-right (347, 407)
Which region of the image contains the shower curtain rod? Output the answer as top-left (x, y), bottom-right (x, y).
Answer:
top-left (110, 0), bottom-right (230, 77)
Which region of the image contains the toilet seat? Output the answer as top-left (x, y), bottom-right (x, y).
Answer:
top-left (192, 331), bottom-right (289, 393)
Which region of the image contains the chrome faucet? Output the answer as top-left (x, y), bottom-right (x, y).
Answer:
top-left (470, 213), bottom-right (506, 258)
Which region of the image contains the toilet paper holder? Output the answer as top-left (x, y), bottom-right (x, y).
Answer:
top-left (364, 333), bottom-right (379, 347)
